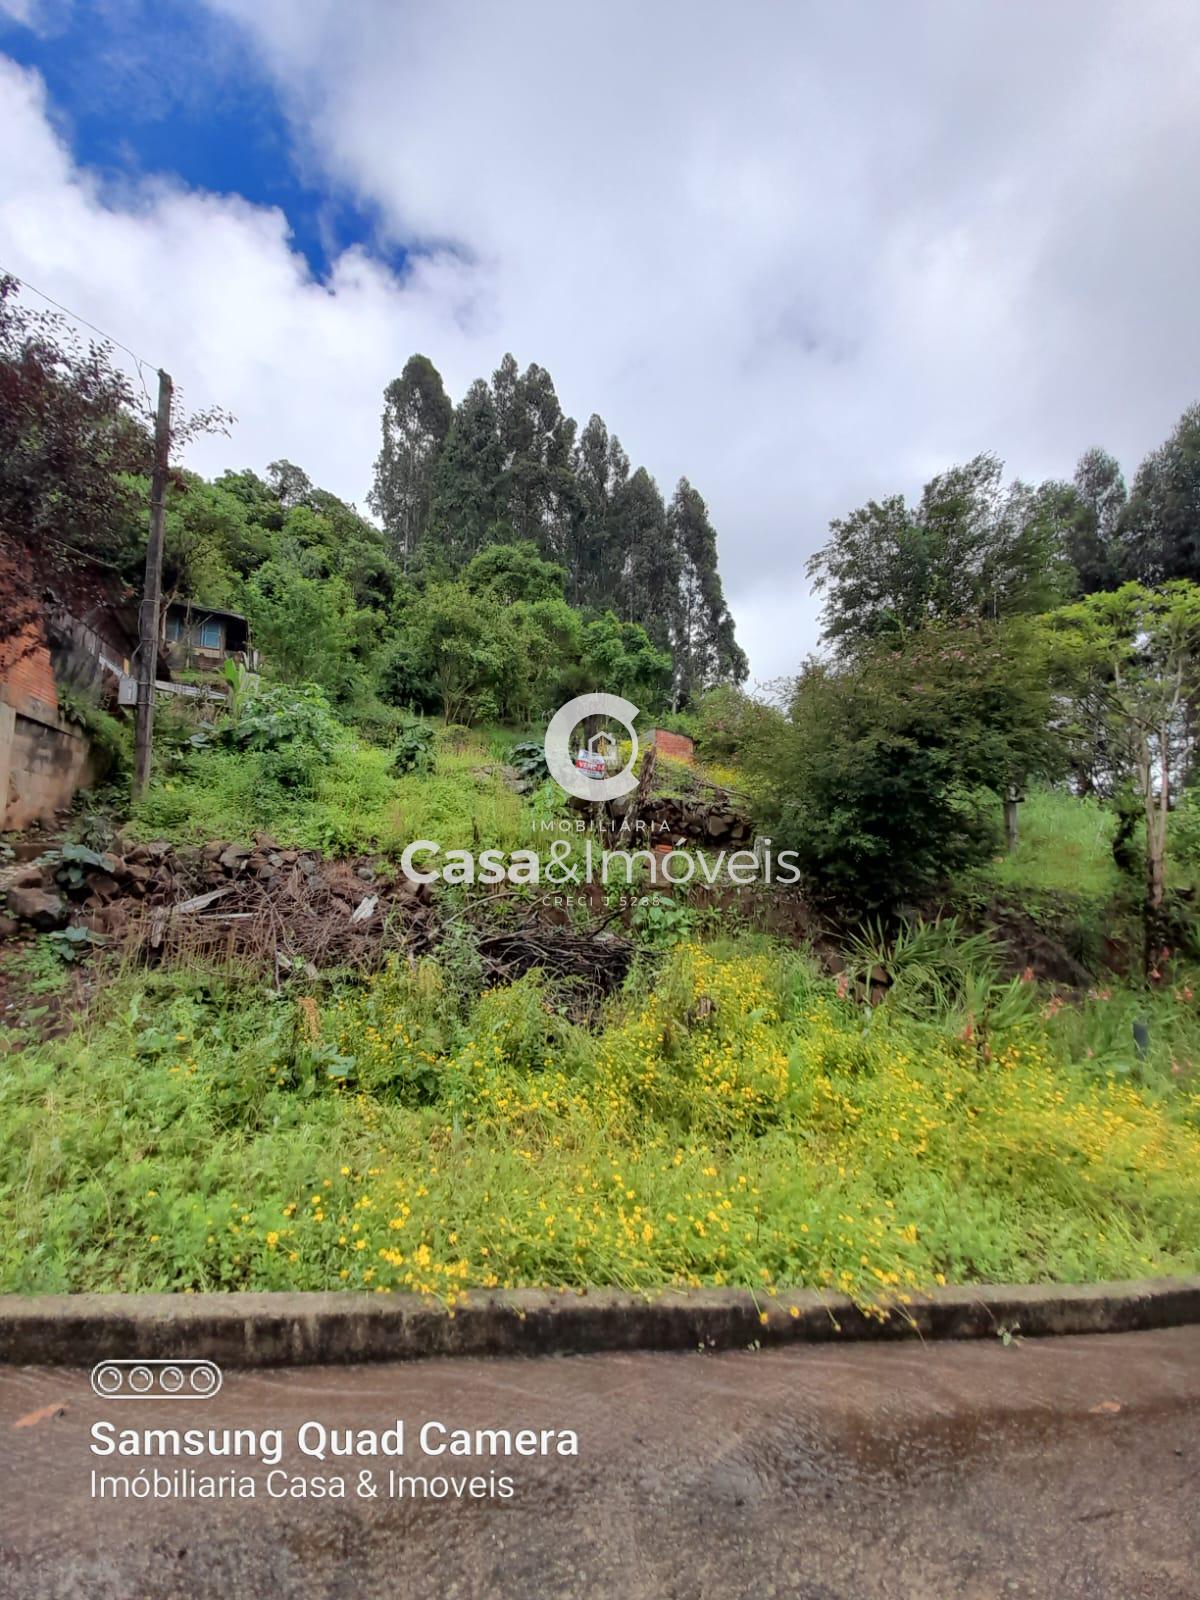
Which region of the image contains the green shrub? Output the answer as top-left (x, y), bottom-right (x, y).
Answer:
top-left (390, 716), bottom-right (434, 775)
top-left (56, 682), bottom-right (132, 777)
top-left (1172, 789), bottom-right (1200, 872)
top-left (742, 623), bottom-right (1057, 913)
top-left (508, 741), bottom-right (549, 787)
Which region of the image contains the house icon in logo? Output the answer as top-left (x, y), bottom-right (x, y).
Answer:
top-left (544, 693), bottom-right (640, 801)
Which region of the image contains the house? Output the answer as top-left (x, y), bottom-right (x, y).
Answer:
top-left (0, 566), bottom-right (136, 829)
top-left (115, 602), bottom-right (259, 704)
top-left (1, 571), bottom-right (257, 826)
top-left (160, 603), bottom-right (257, 675)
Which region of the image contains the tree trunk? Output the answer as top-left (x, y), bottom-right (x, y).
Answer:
top-left (1142, 734), bottom-right (1169, 975)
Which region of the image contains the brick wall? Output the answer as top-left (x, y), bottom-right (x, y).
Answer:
top-left (649, 728), bottom-right (695, 762)
top-left (0, 616), bottom-right (59, 723)
top-left (1, 612), bottom-right (105, 827)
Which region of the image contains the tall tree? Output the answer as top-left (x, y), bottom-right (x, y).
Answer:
top-left (810, 454), bottom-right (1071, 655)
top-left (0, 275), bottom-right (146, 655)
top-left (569, 414), bottom-right (631, 608)
top-left (492, 358), bottom-right (577, 561)
top-left (0, 275), bottom-right (227, 660)
top-left (424, 380), bottom-right (504, 570)
top-left (1120, 404), bottom-right (1200, 585)
top-left (667, 478), bottom-right (747, 703)
top-left (612, 467), bottom-right (679, 655)
top-left (1068, 446), bottom-right (1127, 592)
top-left (369, 355), bottom-right (452, 566)
top-left (742, 619), bottom-right (1058, 912)
top-left (266, 458), bottom-right (314, 510)
top-left (411, 350), bottom-right (745, 680)
top-left (1045, 581), bottom-right (1200, 962)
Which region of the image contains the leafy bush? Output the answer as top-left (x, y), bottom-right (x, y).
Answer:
top-left (389, 716), bottom-right (434, 775)
top-left (694, 684), bottom-right (767, 762)
top-left (743, 622), bottom-right (1058, 913)
top-left (841, 916), bottom-right (1043, 1050)
top-left (43, 842), bottom-right (112, 892)
top-left (631, 894), bottom-right (697, 948)
top-left (45, 925), bottom-right (106, 963)
top-left (211, 681), bottom-right (337, 756)
top-left (508, 741), bottom-right (549, 787)
top-left (1172, 789), bottom-right (1200, 872)
top-left (56, 682), bottom-right (132, 777)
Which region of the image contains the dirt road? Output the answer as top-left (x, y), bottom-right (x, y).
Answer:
top-left (2, 1326), bottom-right (1198, 1598)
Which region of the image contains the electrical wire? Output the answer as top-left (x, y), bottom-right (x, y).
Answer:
top-left (0, 263), bottom-right (164, 407)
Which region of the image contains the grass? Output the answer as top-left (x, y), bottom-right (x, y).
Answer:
top-left (966, 785), bottom-right (1199, 903)
top-left (974, 789), bottom-right (1123, 899)
top-left (2, 938), bottom-right (1198, 1308)
top-left (129, 726), bottom-right (532, 857)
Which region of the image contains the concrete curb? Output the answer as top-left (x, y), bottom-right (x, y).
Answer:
top-left (2, 1277), bottom-right (1199, 1368)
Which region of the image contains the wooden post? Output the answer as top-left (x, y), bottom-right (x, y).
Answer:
top-left (133, 369), bottom-right (172, 798)
top-left (1003, 784), bottom-right (1022, 853)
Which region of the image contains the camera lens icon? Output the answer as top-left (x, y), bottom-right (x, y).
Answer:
top-left (90, 1359), bottom-right (222, 1400)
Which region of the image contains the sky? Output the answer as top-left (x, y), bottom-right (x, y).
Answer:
top-left (2, 0), bottom-right (1199, 684)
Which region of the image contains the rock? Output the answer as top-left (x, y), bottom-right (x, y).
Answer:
top-left (87, 873), bottom-right (121, 903)
top-left (219, 844), bottom-right (252, 872)
top-left (125, 840), bottom-right (171, 865)
top-left (8, 863), bottom-right (45, 890)
top-left (0, 915), bottom-right (19, 940)
top-left (7, 886), bottom-right (67, 931)
top-left (201, 841), bottom-right (225, 862)
top-left (350, 894), bottom-right (378, 924)
top-left (355, 865), bottom-right (377, 882)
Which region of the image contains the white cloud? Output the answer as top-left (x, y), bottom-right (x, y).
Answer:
top-left (0, 1), bottom-right (40, 26)
top-left (0, 57), bottom-right (488, 510)
top-left (4, 0), bottom-right (1200, 679)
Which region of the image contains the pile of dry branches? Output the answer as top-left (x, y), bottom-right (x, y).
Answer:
top-left (475, 922), bottom-right (635, 1000)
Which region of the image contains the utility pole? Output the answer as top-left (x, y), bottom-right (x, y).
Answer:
top-left (133, 368), bottom-right (173, 797)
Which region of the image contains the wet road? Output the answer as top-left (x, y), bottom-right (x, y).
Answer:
top-left (1, 1326), bottom-right (1198, 1599)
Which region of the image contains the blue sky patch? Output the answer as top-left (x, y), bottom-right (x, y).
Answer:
top-left (1, 0), bottom-right (400, 280)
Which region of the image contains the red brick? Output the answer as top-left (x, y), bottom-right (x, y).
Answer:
top-left (650, 729), bottom-right (694, 761)
top-left (0, 617), bottom-right (58, 720)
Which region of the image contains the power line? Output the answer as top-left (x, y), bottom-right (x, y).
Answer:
top-left (0, 263), bottom-right (163, 406)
